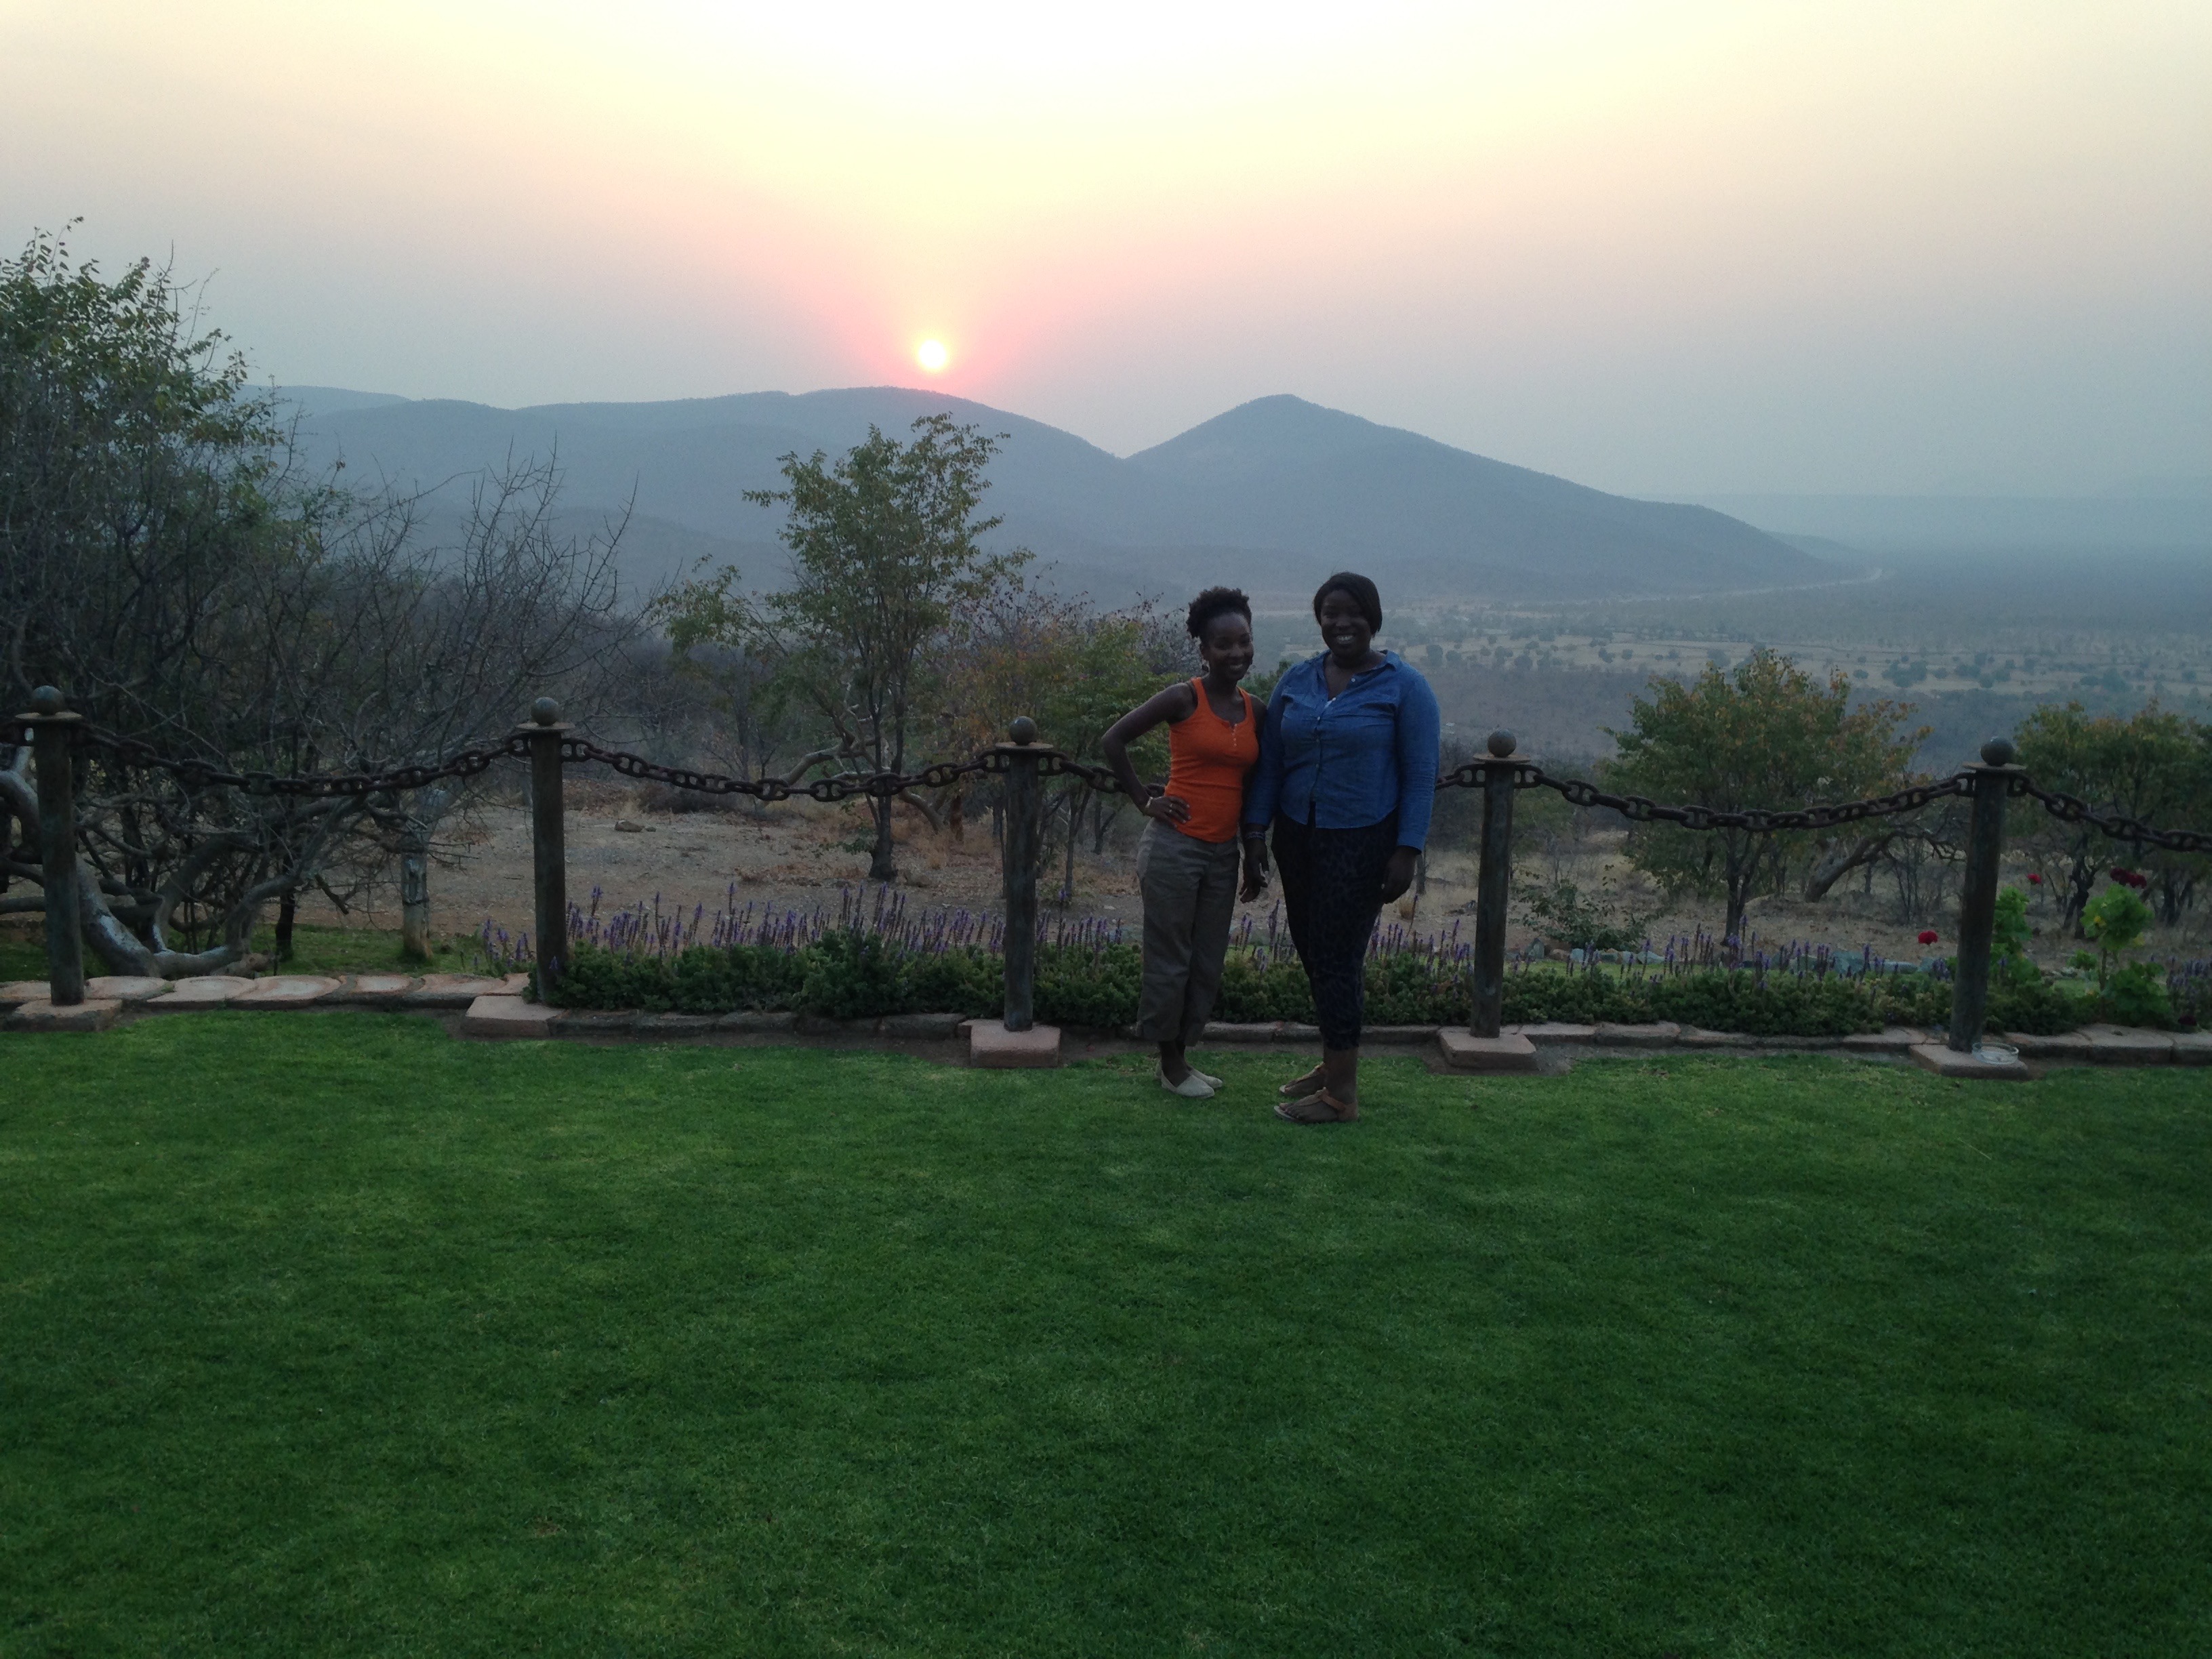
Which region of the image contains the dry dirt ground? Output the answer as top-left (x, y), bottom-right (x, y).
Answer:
top-left (268, 783), bottom-right (2199, 970)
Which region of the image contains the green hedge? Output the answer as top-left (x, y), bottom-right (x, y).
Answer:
top-left (546, 935), bottom-right (2112, 1036)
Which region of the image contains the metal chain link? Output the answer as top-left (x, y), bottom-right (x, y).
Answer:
top-left (73, 726), bottom-right (531, 798)
top-left (566, 739), bottom-right (1002, 804)
top-left (66, 722), bottom-right (1013, 804)
top-left (2014, 777), bottom-right (2212, 855)
top-left (54, 722), bottom-right (2212, 851)
top-left (1437, 756), bottom-right (1973, 833)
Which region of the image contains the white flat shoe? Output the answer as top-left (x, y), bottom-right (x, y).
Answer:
top-left (1158, 1064), bottom-right (1215, 1099)
top-left (1191, 1068), bottom-right (1224, 1090)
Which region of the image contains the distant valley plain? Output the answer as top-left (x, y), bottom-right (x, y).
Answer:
top-left (282, 385), bottom-right (2212, 769)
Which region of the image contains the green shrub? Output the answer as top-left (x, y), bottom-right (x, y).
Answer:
top-left (799, 929), bottom-right (905, 1019)
top-left (901, 947), bottom-right (1002, 1019)
top-left (542, 935), bottom-right (2139, 1038)
top-left (1214, 955), bottom-right (1316, 1023)
top-left (1034, 944), bottom-right (1144, 1029)
top-left (2101, 961), bottom-right (2175, 1027)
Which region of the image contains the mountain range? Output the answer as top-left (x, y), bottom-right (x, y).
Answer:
top-left (276, 386), bottom-right (1835, 606)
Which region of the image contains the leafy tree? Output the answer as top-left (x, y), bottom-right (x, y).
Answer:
top-left (2011, 701), bottom-right (2210, 932)
top-left (935, 583), bottom-right (1178, 895)
top-left (0, 228), bottom-right (633, 972)
top-left (1605, 648), bottom-right (1923, 943)
top-left (653, 415), bottom-right (1026, 881)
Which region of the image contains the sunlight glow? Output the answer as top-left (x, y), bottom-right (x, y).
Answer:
top-left (916, 339), bottom-right (950, 373)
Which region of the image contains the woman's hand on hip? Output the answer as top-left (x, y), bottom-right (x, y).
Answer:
top-left (1142, 790), bottom-right (1191, 824)
top-left (1378, 846), bottom-right (1419, 904)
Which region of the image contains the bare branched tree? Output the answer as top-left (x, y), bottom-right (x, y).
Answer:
top-left (1, 228), bottom-right (640, 975)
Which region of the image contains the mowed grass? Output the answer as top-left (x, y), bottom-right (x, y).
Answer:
top-left (2, 1020), bottom-right (2208, 1656)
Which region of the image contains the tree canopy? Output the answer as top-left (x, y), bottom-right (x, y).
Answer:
top-left (1605, 648), bottom-right (1924, 943)
top-left (0, 228), bottom-right (634, 972)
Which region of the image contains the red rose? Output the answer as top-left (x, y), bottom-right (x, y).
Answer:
top-left (2027, 872), bottom-right (2043, 885)
top-left (1918, 930), bottom-right (1940, 945)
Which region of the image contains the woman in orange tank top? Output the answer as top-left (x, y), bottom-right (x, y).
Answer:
top-left (1101, 588), bottom-right (1269, 1099)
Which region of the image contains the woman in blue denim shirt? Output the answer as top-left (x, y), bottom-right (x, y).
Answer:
top-left (1243, 572), bottom-right (1440, 1123)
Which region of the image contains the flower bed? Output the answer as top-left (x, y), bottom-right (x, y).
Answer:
top-left (492, 886), bottom-right (2205, 1036)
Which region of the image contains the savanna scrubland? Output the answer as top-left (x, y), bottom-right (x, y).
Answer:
top-left (6, 227), bottom-right (2210, 994)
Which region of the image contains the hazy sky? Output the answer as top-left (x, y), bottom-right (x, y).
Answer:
top-left (4, 1), bottom-right (2207, 494)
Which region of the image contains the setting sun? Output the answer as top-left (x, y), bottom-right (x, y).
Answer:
top-left (916, 338), bottom-right (949, 373)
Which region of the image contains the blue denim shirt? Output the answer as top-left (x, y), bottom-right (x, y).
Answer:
top-left (1244, 653), bottom-right (1441, 849)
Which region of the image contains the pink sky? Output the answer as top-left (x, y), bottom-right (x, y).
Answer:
top-left (3, 1), bottom-right (2206, 493)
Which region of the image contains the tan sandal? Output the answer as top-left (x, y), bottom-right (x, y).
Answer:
top-left (1277, 1067), bottom-right (1328, 1101)
top-left (1274, 1090), bottom-right (1357, 1124)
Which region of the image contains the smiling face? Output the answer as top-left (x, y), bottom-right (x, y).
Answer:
top-left (1198, 611), bottom-right (1254, 682)
top-left (1316, 589), bottom-right (1374, 665)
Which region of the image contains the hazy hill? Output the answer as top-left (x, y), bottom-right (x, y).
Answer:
top-left (277, 386), bottom-right (1828, 605)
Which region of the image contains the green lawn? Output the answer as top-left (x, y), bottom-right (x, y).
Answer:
top-left (3, 1020), bottom-right (2208, 1656)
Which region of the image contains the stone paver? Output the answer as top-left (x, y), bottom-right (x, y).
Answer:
top-left (1910, 1042), bottom-right (2044, 1081)
top-left (141, 975), bottom-right (255, 1010)
top-left (2172, 1031), bottom-right (2212, 1066)
top-left (970, 1019), bottom-right (1061, 1068)
top-left (85, 976), bottom-right (173, 1003)
top-left (7, 998), bottom-right (121, 1032)
top-left (1841, 1027), bottom-right (1925, 1054)
top-left (1678, 1028), bottom-right (1752, 1048)
top-left (1511, 1022), bottom-right (1599, 1042)
top-left (560, 1010), bottom-right (638, 1035)
top-left (405, 974), bottom-right (508, 1010)
top-left (880, 1012), bottom-right (962, 1040)
top-left (2007, 1030), bottom-right (2095, 1062)
top-left (635, 1012), bottom-right (718, 1038)
top-left (230, 975), bottom-right (343, 1007)
top-left (327, 974), bottom-right (420, 1004)
top-left (461, 994), bottom-right (561, 1038)
top-left (2082, 1025), bottom-right (2173, 1064)
top-left (717, 1010), bottom-right (797, 1033)
top-left (1437, 1029), bottom-right (1540, 1072)
top-left (1200, 1021), bottom-right (1282, 1043)
top-left (1, 980), bottom-right (50, 1009)
top-left (1364, 1025), bottom-right (1443, 1043)
top-left (1591, 1021), bottom-right (1681, 1046)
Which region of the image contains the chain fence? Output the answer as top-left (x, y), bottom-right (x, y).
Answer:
top-left (2013, 777), bottom-right (2212, 857)
top-left (19, 719), bottom-right (2209, 854)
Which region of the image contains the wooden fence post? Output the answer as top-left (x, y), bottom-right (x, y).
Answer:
top-left (23, 687), bottom-right (85, 1006)
top-left (1947, 737), bottom-right (2017, 1053)
top-left (966, 715), bottom-right (1060, 1067)
top-left (398, 827), bottom-right (430, 962)
top-left (1471, 731), bottom-right (1519, 1039)
top-left (1000, 716), bottom-right (1041, 1032)
top-left (522, 697), bottom-right (569, 999)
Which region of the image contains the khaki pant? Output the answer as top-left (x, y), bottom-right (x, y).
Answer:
top-left (1135, 821), bottom-right (1243, 1044)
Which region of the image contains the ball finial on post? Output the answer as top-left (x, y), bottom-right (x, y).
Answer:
top-left (532, 697), bottom-right (561, 727)
top-left (30, 685), bottom-right (64, 718)
top-left (1979, 735), bottom-right (2017, 767)
top-left (1008, 715), bottom-right (1038, 746)
top-left (1486, 729), bottom-right (1516, 758)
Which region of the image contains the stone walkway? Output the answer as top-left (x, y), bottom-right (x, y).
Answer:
top-left (5, 973), bottom-right (2206, 1078)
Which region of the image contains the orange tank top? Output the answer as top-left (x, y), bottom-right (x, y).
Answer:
top-left (1165, 678), bottom-right (1257, 844)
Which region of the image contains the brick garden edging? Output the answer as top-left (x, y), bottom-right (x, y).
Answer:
top-left (5, 973), bottom-right (2207, 1073)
